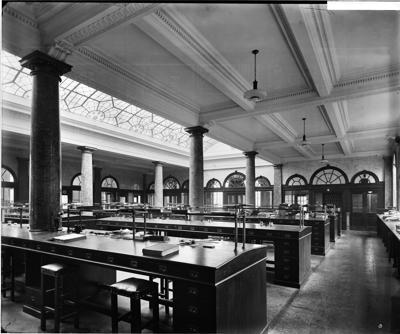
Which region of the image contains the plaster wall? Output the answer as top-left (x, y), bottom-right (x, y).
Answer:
top-left (282, 156), bottom-right (384, 184)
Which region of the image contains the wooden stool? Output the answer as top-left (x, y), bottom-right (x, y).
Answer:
top-left (40, 263), bottom-right (80, 333)
top-left (110, 277), bottom-right (159, 333)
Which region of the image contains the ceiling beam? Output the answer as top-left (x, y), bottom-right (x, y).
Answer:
top-left (282, 149), bottom-right (387, 163)
top-left (135, 6), bottom-right (254, 112)
top-left (200, 67), bottom-right (400, 123)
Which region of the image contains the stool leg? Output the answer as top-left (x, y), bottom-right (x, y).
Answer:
top-left (152, 289), bottom-right (159, 332)
top-left (40, 273), bottom-right (46, 331)
top-left (54, 275), bottom-right (62, 333)
top-left (73, 274), bottom-right (80, 329)
top-left (164, 279), bottom-right (170, 317)
top-left (111, 291), bottom-right (118, 333)
top-left (132, 296), bottom-right (141, 333)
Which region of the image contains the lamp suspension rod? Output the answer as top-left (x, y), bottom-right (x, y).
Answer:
top-left (302, 117), bottom-right (306, 141)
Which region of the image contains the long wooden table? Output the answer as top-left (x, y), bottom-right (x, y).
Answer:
top-left (376, 214), bottom-right (400, 276)
top-left (96, 217), bottom-right (312, 288)
top-left (1, 224), bottom-right (267, 334)
top-left (246, 216), bottom-right (331, 255)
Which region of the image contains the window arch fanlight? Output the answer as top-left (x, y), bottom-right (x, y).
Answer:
top-left (310, 166), bottom-right (349, 185)
top-left (206, 178), bottom-right (222, 189)
top-left (351, 170), bottom-right (379, 184)
top-left (224, 171), bottom-right (246, 188)
top-left (148, 182), bottom-right (155, 191)
top-left (71, 173), bottom-right (82, 186)
top-left (163, 176), bottom-right (180, 189)
top-left (1, 166), bottom-right (16, 184)
top-left (101, 176), bottom-right (119, 188)
top-left (286, 174), bottom-right (307, 186)
top-left (255, 176), bottom-right (271, 187)
top-left (182, 180), bottom-right (189, 190)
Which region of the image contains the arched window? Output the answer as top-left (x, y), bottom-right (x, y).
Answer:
top-left (310, 166), bottom-right (348, 185)
top-left (224, 171), bottom-right (245, 188)
top-left (148, 182), bottom-right (155, 191)
top-left (132, 183), bottom-right (141, 190)
top-left (163, 176), bottom-right (180, 189)
top-left (351, 170), bottom-right (379, 184)
top-left (71, 173), bottom-right (82, 186)
top-left (101, 176), bottom-right (118, 188)
top-left (286, 174), bottom-right (307, 186)
top-left (206, 178), bottom-right (222, 188)
top-left (182, 180), bottom-right (189, 190)
top-left (2, 166), bottom-right (16, 205)
top-left (255, 176), bottom-right (271, 187)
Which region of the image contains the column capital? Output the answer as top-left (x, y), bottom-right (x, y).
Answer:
top-left (244, 151), bottom-right (258, 158)
top-left (273, 163), bottom-right (283, 169)
top-left (152, 161), bottom-right (163, 166)
top-left (184, 126), bottom-right (209, 136)
top-left (77, 146), bottom-right (96, 153)
top-left (20, 50), bottom-right (72, 77)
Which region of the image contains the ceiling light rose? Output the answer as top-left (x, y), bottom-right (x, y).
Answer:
top-left (244, 49), bottom-right (267, 102)
top-left (320, 143), bottom-right (329, 164)
top-left (301, 117), bottom-right (310, 146)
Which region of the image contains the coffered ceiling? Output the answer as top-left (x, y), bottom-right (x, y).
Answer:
top-left (2, 2), bottom-right (400, 164)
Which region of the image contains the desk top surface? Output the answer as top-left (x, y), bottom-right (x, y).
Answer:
top-left (1, 224), bottom-right (266, 270)
top-left (377, 214), bottom-right (400, 241)
top-left (98, 216), bottom-right (312, 234)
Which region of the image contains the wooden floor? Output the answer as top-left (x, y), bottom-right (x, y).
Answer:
top-left (1, 230), bottom-right (399, 333)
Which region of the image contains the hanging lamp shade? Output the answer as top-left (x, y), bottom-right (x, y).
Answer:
top-left (244, 49), bottom-right (267, 102)
top-left (301, 117), bottom-right (310, 146)
top-left (320, 143), bottom-right (329, 164)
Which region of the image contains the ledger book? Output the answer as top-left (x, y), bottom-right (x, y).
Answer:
top-left (142, 243), bottom-right (179, 257)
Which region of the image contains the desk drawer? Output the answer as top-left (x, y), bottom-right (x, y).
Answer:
top-left (275, 240), bottom-right (299, 258)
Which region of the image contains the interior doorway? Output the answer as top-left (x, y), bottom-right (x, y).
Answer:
top-left (351, 190), bottom-right (378, 231)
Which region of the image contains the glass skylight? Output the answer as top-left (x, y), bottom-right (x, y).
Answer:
top-left (1, 50), bottom-right (217, 150)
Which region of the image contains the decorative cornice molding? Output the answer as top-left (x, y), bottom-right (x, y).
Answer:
top-left (302, 5), bottom-right (340, 84)
top-left (137, 7), bottom-right (254, 111)
top-left (269, 5), bottom-right (315, 90)
top-left (48, 40), bottom-right (74, 62)
top-left (335, 69), bottom-right (400, 90)
top-left (75, 46), bottom-right (199, 114)
top-left (60, 3), bottom-right (158, 46)
top-left (3, 5), bottom-right (38, 29)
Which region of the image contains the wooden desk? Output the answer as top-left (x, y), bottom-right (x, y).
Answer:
top-left (2, 224), bottom-right (267, 334)
top-left (246, 216), bottom-right (330, 255)
top-left (376, 214), bottom-right (400, 276)
top-left (96, 217), bottom-right (312, 288)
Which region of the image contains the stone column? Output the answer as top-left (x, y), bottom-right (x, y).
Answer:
top-left (185, 126), bottom-right (208, 210)
top-left (153, 161), bottom-right (163, 208)
top-left (383, 156), bottom-right (393, 208)
top-left (17, 157), bottom-right (29, 203)
top-left (20, 51), bottom-right (71, 231)
top-left (77, 146), bottom-right (96, 206)
top-left (396, 140), bottom-right (400, 210)
top-left (273, 164), bottom-right (283, 207)
top-left (142, 174), bottom-right (147, 204)
top-left (93, 167), bottom-right (102, 206)
top-left (244, 151), bottom-right (258, 206)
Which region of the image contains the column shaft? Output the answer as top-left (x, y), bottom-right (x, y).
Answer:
top-left (153, 162), bottom-right (163, 208)
top-left (20, 51), bottom-right (71, 231)
top-left (383, 156), bottom-right (393, 208)
top-left (185, 126), bottom-right (208, 209)
top-left (17, 157), bottom-right (29, 203)
top-left (244, 151), bottom-right (257, 206)
top-left (93, 167), bottom-right (102, 205)
top-left (273, 164), bottom-right (283, 207)
top-left (78, 146), bottom-right (95, 206)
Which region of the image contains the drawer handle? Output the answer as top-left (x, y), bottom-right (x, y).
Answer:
top-left (50, 247), bottom-right (56, 253)
top-left (190, 227), bottom-right (195, 231)
top-left (10, 240), bottom-right (16, 245)
top-left (31, 296), bottom-right (36, 302)
top-left (283, 242), bottom-right (290, 246)
top-left (284, 234), bottom-right (291, 238)
top-left (188, 326), bottom-right (199, 333)
top-left (187, 287), bottom-right (199, 296)
top-left (248, 231), bottom-right (254, 235)
top-left (22, 243), bottom-right (27, 248)
top-left (159, 265), bottom-right (167, 273)
top-left (284, 266), bottom-right (290, 271)
top-left (189, 270), bottom-right (199, 279)
top-left (36, 245), bottom-right (41, 250)
top-left (84, 252), bottom-right (92, 259)
top-left (178, 226), bottom-right (182, 230)
top-left (130, 260), bottom-right (138, 268)
top-left (217, 229), bottom-right (222, 233)
top-left (283, 250), bottom-right (289, 255)
top-left (67, 250), bottom-right (74, 256)
top-left (165, 225), bottom-right (169, 229)
top-left (284, 274), bottom-right (290, 280)
top-left (283, 258), bottom-right (290, 263)
top-left (188, 305), bottom-right (199, 315)
top-left (107, 256), bottom-right (114, 263)
top-left (204, 228), bottom-right (208, 232)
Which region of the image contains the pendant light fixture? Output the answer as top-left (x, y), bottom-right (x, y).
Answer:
top-left (244, 49), bottom-right (267, 102)
top-left (320, 143), bottom-right (329, 164)
top-left (301, 117), bottom-right (309, 146)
